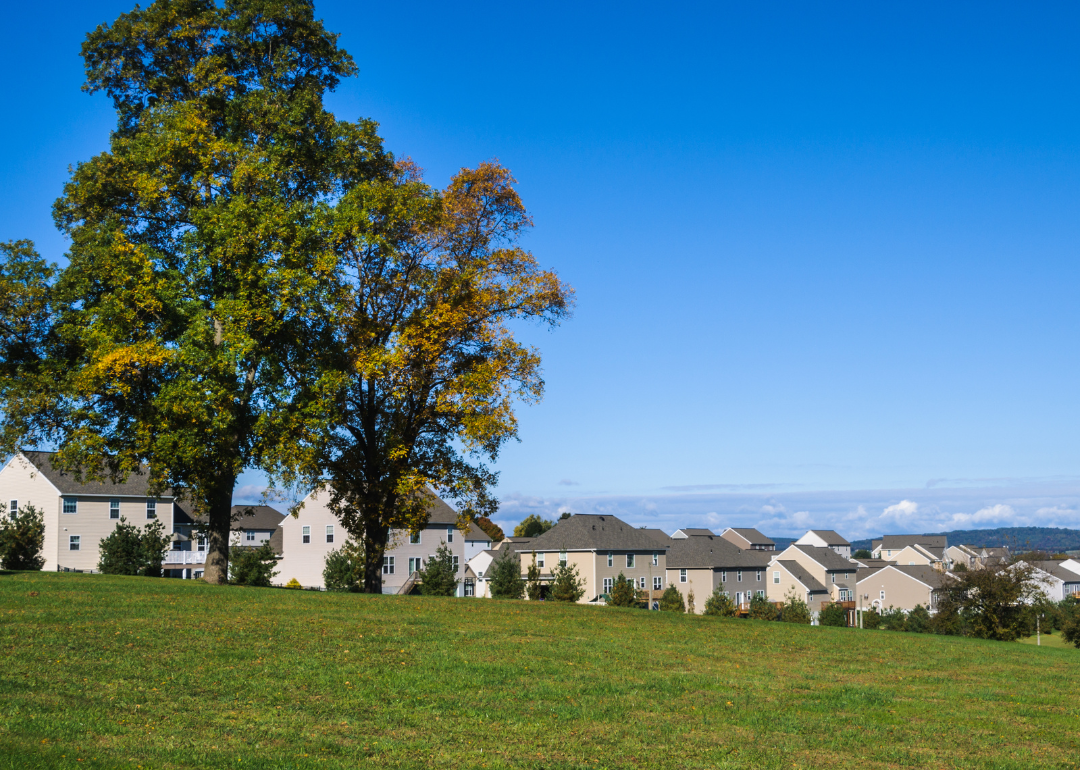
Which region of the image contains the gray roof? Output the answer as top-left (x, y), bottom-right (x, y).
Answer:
top-left (18, 451), bottom-right (173, 498)
top-left (232, 505), bottom-right (286, 531)
top-left (666, 536), bottom-right (772, 569)
top-left (640, 528), bottom-right (673, 545)
top-left (727, 528), bottom-right (775, 546)
top-left (674, 528), bottom-right (716, 538)
top-left (791, 544), bottom-right (857, 571)
top-left (777, 560), bottom-right (828, 593)
top-left (497, 536), bottom-right (534, 551)
top-left (520, 514), bottom-right (670, 553)
top-left (852, 558), bottom-right (893, 569)
top-left (876, 534), bottom-right (948, 551)
top-left (1032, 560), bottom-right (1080, 582)
top-left (857, 564), bottom-right (946, 589)
top-left (807, 530), bottom-right (850, 546)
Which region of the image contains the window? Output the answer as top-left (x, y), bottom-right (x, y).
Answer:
top-left (773, 571), bottom-right (780, 584)
top-left (245, 530), bottom-right (256, 542)
top-left (302, 525), bottom-right (311, 544)
top-left (536, 553), bottom-right (545, 568)
top-left (886, 549), bottom-right (892, 557)
top-left (62, 498), bottom-right (77, 514)
top-left (879, 590), bottom-right (885, 601)
top-left (721, 571), bottom-right (727, 582)
top-left (326, 525), bottom-right (334, 544)
top-left (652, 552), bottom-right (658, 566)
top-left (453, 555), bottom-right (460, 573)
top-left (737, 570), bottom-right (743, 582)
top-left (446, 526), bottom-right (454, 543)
top-left (638, 577), bottom-right (646, 590)
top-left (626, 553), bottom-right (636, 569)
top-left (653, 576), bottom-right (662, 591)
top-left (607, 552), bottom-right (613, 567)
top-left (756, 590), bottom-right (765, 598)
top-left (146, 499), bottom-right (157, 519)
top-left (69, 535), bottom-right (80, 551)
top-left (8, 500), bottom-right (17, 520)
top-left (408, 557), bottom-right (422, 574)
top-left (197, 537), bottom-right (206, 552)
top-left (109, 499), bottom-right (119, 519)
top-left (464, 579), bottom-right (474, 597)
top-left (383, 556), bottom-right (395, 575)
top-left (679, 568), bottom-right (687, 583)
top-left (410, 531), bottom-right (421, 545)
top-left (831, 573), bottom-right (836, 583)
top-left (603, 577), bottom-right (613, 593)
top-left (756, 570), bottom-right (762, 582)
top-left (559, 550), bottom-right (567, 568)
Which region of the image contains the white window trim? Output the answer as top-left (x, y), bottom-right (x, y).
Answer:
top-left (146, 499), bottom-right (157, 519)
top-left (446, 526), bottom-right (454, 543)
top-left (62, 498), bottom-right (77, 515)
top-left (607, 551), bottom-right (613, 567)
top-left (69, 535), bottom-right (80, 551)
top-left (8, 499), bottom-right (17, 520)
top-left (603, 577), bottom-right (613, 593)
top-left (536, 553), bottom-right (545, 568)
top-left (653, 576), bottom-right (662, 591)
top-left (109, 499), bottom-right (120, 519)
top-left (326, 525), bottom-right (334, 544)
top-left (410, 531), bottom-right (421, 545)
top-left (302, 525), bottom-right (311, 544)
top-left (679, 568), bottom-right (687, 583)
top-left (652, 552), bottom-right (658, 566)
top-left (773, 571), bottom-right (780, 584)
top-left (626, 553), bottom-right (635, 569)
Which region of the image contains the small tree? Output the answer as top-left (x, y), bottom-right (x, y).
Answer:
top-left (659, 584), bottom-right (685, 613)
top-left (0, 503), bottom-right (45, 571)
top-left (703, 587), bottom-right (737, 617)
top-left (853, 549), bottom-right (872, 559)
top-left (686, 588), bottom-right (696, 614)
top-left (475, 517), bottom-right (505, 543)
top-left (419, 543), bottom-right (458, 596)
top-left (607, 572), bottom-right (636, 607)
top-left (1061, 597), bottom-right (1080, 648)
top-left (525, 552), bottom-right (544, 600)
top-left (906, 604), bottom-right (932, 633)
top-left (323, 540), bottom-right (364, 592)
top-left (878, 607), bottom-right (907, 631)
top-left (748, 594), bottom-right (779, 621)
top-left (862, 607), bottom-right (882, 630)
top-left (549, 562), bottom-right (585, 602)
top-left (229, 543), bottom-right (279, 587)
top-left (98, 517), bottom-right (169, 577)
top-left (514, 514), bottom-right (555, 538)
top-left (285, 578), bottom-right (302, 589)
top-left (819, 602), bottom-right (847, 627)
top-left (488, 552), bottom-right (525, 599)
top-left (780, 593), bottom-right (811, 624)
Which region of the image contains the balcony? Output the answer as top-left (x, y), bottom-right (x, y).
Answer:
top-left (163, 551), bottom-right (206, 565)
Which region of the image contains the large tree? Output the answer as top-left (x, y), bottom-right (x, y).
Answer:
top-left (0, 0), bottom-right (393, 583)
top-left (308, 161), bottom-right (573, 593)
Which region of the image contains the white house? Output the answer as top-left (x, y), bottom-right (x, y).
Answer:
top-left (0, 451), bottom-right (176, 573)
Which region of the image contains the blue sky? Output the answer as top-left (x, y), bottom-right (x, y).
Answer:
top-left (3, 2), bottom-right (1080, 538)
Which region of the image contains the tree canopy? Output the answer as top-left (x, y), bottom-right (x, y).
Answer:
top-left (514, 514), bottom-right (555, 538)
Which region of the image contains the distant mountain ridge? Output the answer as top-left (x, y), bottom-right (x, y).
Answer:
top-left (847, 526), bottom-right (1080, 554)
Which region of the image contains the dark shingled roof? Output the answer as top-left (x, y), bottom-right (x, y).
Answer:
top-left (19, 451), bottom-right (174, 498)
top-left (674, 528), bottom-right (716, 538)
top-left (857, 564), bottom-right (947, 589)
top-left (777, 560), bottom-right (828, 593)
top-left (519, 514), bottom-right (670, 552)
top-left (727, 528), bottom-right (775, 546)
top-left (640, 528), bottom-right (673, 545)
top-left (791, 544), bottom-right (857, 571)
top-left (1031, 560), bottom-right (1080, 582)
top-left (806, 530), bottom-right (850, 546)
top-left (232, 505), bottom-right (286, 531)
top-left (875, 534), bottom-right (948, 551)
top-left (666, 536), bottom-right (772, 569)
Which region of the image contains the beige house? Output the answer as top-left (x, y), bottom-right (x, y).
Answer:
top-left (944, 544), bottom-right (981, 570)
top-left (769, 559), bottom-right (831, 614)
top-left (0, 451), bottom-right (175, 573)
top-left (794, 530), bottom-right (851, 559)
top-left (769, 544), bottom-right (858, 604)
top-left (871, 535), bottom-right (948, 568)
top-left (856, 564), bottom-right (945, 612)
top-left (719, 527), bottom-right (775, 551)
top-left (664, 533), bottom-right (772, 613)
top-left (275, 487), bottom-right (490, 592)
top-left (514, 514), bottom-right (670, 604)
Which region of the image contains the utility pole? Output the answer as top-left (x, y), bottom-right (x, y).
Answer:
top-left (1037, 614), bottom-right (1041, 646)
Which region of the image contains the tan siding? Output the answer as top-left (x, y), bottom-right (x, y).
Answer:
top-left (0, 456), bottom-right (61, 570)
top-left (591, 551), bottom-right (667, 604)
top-left (662, 567), bottom-right (716, 613)
top-left (858, 567), bottom-right (937, 612)
top-left (890, 546), bottom-right (934, 567)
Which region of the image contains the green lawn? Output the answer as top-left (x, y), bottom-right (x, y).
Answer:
top-left (1, 572), bottom-right (1077, 769)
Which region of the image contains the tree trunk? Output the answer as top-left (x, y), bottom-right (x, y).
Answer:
top-left (363, 518), bottom-right (389, 594)
top-left (201, 480), bottom-right (235, 585)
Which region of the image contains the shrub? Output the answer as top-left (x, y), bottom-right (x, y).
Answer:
top-left (229, 542), bottom-right (279, 587)
top-left (419, 544), bottom-right (458, 596)
top-left (659, 585), bottom-right (685, 613)
top-left (488, 551), bottom-right (524, 599)
top-left (862, 607), bottom-right (882, 630)
top-left (525, 553), bottom-right (543, 600)
top-left (0, 503), bottom-right (45, 570)
top-left (853, 549), bottom-right (872, 559)
top-left (550, 562), bottom-right (586, 602)
top-left (748, 594), bottom-right (779, 621)
top-left (879, 607), bottom-right (908, 632)
top-left (323, 541), bottom-right (363, 592)
top-left (906, 605), bottom-right (932, 633)
top-left (780, 594), bottom-right (811, 624)
top-left (607, 572), bottom-right (636, 607)
top-left (686, 589), bottom-right (696, 615)
top-left (930, 603), bottom-right (963, 636)
top-left (819, 602), bottom-right (848, 627)
top-left (703, 587), bottom-right (736, 617)
top-left (285, 578), bottom-right (302, 589)
top-left (98, 517), bottom-right (169, 577)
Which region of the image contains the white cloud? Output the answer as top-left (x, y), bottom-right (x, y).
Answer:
top-left (880, 500), bottom-right (919, 522)
top-left (948, 504), bottom-right (1017, 528)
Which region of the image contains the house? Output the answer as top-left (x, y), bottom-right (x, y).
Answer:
top-left (794, 530), bottom-right (851, 559)
top-left (671, 528), bottom-right (715, 539)
top-left (851, 556), bottom-right (893, 570)
top-left (467, 548), bottom-right (521, 598)
top-left (770, 560), bottom-right (832, 615)
top-left (275, 487), bottom-right (490, 592)
top-left (1023, 560), bottom-right (1080, 602)
top-left (0, 451), bottom-right (176, 573)
top-left (870, 535), bottom-right (949, 568)
top-left (493, 536), bottom-right (534, 552)
top-left (165, 504), bottom-right (286, 579)
top-left (513, 514), bottom-right (670, 604)
top-left (944, 543), bottom-right (982, 570)
top-left (856, 564), bottom-right (946, 612)
top-left (663, 533), bottom-right (772, 613)
top-left (719, 528), bottom-right (775, 551)
top-left (769, 544), bottom-right (858, 604)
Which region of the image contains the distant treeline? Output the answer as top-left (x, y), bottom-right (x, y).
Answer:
top-left (845, 526), bottom-right (1080, 554)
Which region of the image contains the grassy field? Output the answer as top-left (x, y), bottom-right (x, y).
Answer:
top-left (1, 572), bottom-right (1078, 770)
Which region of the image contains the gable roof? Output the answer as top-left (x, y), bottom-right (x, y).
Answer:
top-left (673, 528), bottom-right (716, 538)
top-left (231, 505), bottom-right (286, 531)
top-left (640, 528), bottom-right (673, 545)
top-left (857, 564), bottom-right (946, 590)
top-left (791, 544), bottom-right (857, 571)
top-left (18, 451), bottom-right (173, 498)
top-left (520, 514), bottom-right (670, 553)
top-left (1031, 560), bottom-right (1080, 583)
top-left (777, 560), bottom-right (828, 593)
top-left (806, 529), bottom-right (850, 546)
top-left (726, 528), bottom-right (775, 546)
top-left (666, 536), bottom-right (773, 569)
top-left (876, 534), bottom-right (948, 551)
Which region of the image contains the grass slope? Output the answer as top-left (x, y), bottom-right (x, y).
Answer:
top-left (1, 573), bottom-right (1078, 770)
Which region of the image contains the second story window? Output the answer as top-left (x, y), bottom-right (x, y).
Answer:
top-left (326, 525), bottom-right (334, 544)
top-left (737, 570), bottom-right (743, 582)
top-left (62, 498), bottom-right (77, 514)
top-left (652, 552), bottom-right (658, 566)
top-left (109, 499), bottom-right (120, 519)
top-left (773, 571), bottom-right (780, 584)
top-left (559, 550), bottom-right (567, 568)
top-left (721, 571), bottom-right (727, 582)
top-left (536, 553), bottom-right (545, 569)
top-left (446, 526), bottom-right (454, 543)
top-left (245, 531), bottom-right (255, 542)
top-left (8, 500), bottom-right (17, 520)
top-left (831, 573), bottom-right (836, 583)
top-left (756, 571), bottom-right (762, 582)
top-left (410, 531), bottom-right (421, 545)
top-left (679, 568), bottom-right (687, 583)
top-left (626, 553), bottom-right (635, 569)
top-left (197, 537), bottom-right (206, 552)
top-left (146, 499), bottom-right (157, 519)
top-left (302, 525), bottom-right (311, 544)
top-left (607, 552), bottom-right (613, 567)
top-left (453, 555), bottom-right (460, 573)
